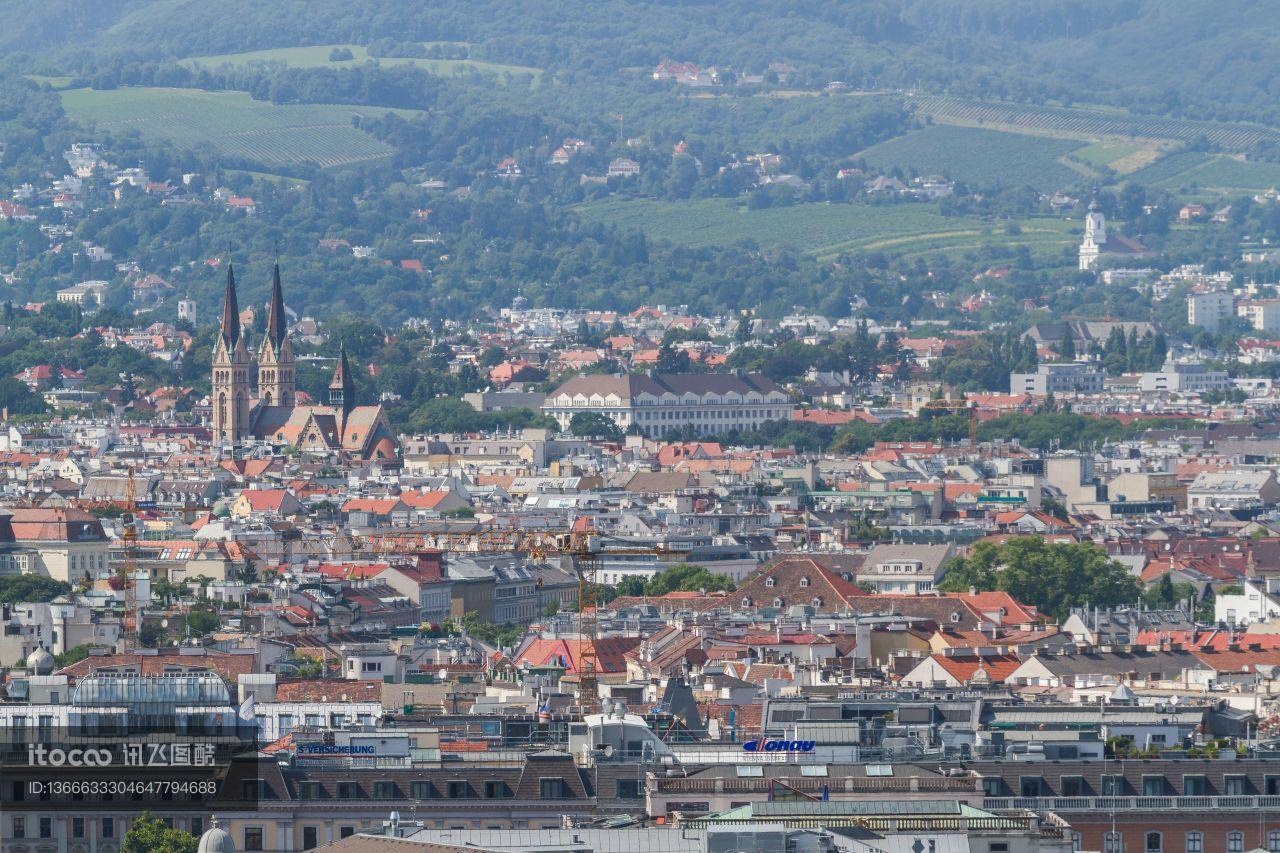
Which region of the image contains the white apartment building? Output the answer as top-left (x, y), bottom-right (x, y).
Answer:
top-left (1238, 299), bottom-right (1280, 333)
top-left (1187, 290), bottom-right (1234, 332)
top-left (1009, 363), bottom-right (1105, 395)
top-left (1138, 362), bottom-right (1232, 394)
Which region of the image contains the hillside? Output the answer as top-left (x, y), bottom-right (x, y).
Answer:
top-left (4, 1), bottom-right (1280, 126)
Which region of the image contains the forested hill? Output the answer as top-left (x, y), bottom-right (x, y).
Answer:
top-left (4, 0), bottom-right (1280, 124)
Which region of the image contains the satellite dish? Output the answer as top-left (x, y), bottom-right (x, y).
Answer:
top-left (595, 743), bottom-right (614, 757)
top-left (438, 668), bottom-right (449, 680)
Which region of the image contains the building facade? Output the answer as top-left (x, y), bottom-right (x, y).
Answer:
top-left (543, 371), bottom-right (793, 438)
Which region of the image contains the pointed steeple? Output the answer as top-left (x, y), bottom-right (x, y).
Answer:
top-left (265, 262), bottom-right (287, 350)
top-left (219, 263), bottom-right (240, 348)
top-left (328, 343), bottom-right (355, 416)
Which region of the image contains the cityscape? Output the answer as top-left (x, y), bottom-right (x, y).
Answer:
top-left (3, 3), bottom-right (1280, 853)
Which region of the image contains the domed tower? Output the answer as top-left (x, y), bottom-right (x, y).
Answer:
top-left (198, 816), bottom-right (236, 853)
top-left (257, 263), bottom-right (295, 408)
top-left (212, 264), bottom-right (251, 445)
top-left (26, 644), bottom-right (54, 676)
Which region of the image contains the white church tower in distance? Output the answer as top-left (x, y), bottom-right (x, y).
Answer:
top-left (1078, 200), bottom-right (1107, 271)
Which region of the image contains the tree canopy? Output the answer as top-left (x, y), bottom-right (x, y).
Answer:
top-left (938, 536), bottom-right (1140, 621)
top-left (121, 811), bottom-right (198, 853)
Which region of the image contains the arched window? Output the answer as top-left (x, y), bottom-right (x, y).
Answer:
top-left (1228, 832), bottom-right (1244, 853)
top-left (1105, 832), bottom-right (1123, 853)
top-left (1186, 832), bottom-right (1203, 853)
top-left (1145, 832), bottom-right (1162, 853)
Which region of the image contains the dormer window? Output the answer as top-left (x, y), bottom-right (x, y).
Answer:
top-left (950, 612), bottom-right (962, 623)
top-left (812, 597), bottom-right (823, 608)
top-left (741, 597), bottom-right (752, 608)
top-left (799, 577), bottom-right (810, 588)
top-left (773, 597), bottom-right (783, 608)
top-left (765, 577), bottom-right (776, 588)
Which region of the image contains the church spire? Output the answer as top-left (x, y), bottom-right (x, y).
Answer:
top-left (329, 343), bottom-right (355, 418)
top-left (219, 262), bottom-right (240, 348)
top-left (266, 262), bottom-right (287, 350)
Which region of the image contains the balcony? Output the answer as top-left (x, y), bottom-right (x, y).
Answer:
top-left (983, 795), bottom-right (1280, 812)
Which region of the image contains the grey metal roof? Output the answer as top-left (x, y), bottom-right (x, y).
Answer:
top-left (401, 828), bottom-right (706, 852)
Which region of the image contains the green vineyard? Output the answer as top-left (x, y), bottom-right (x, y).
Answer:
top-left (856, 126), bottom-right (1086, 191)
top-left (59, 87), bottom-right (417, 168)
top-left (913, 96), bottom-right (1280, 150)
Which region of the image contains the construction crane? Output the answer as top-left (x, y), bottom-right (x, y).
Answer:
top-left (922, 392), bottom-right (978, 445)
top-left (564, 529), bottom-right (601, 708)
top-left (120, 466), bottom-right (142, 651)
top-left (354, 525), bottom-right (603, 705)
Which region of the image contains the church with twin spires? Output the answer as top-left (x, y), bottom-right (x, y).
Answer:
top-left (211, 263), bottom-right (399, 462)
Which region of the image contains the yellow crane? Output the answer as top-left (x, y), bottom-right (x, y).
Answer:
top-left (922, 392), bottom-right (978, 445)
top-left (121, 466), bottom-right (142, 650)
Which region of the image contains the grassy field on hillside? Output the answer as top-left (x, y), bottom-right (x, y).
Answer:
top-left (59, 87), bottom-right (420, 168)
top-left (914, 96), bottom-right (1280, 150)
top-left (181, 44), bottom-right (541, 80)
top-left (574, 197), bottom-right (1078, 262)
top-left (1141, 154), bottom-right (1280, 194)
top-left (855, 126), bottom-right (1086, 191)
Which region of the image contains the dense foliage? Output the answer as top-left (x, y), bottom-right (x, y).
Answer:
top-left (938, 537), bottom-right (1141, 621)
top-left (0, 575), bottom-right (71, 604)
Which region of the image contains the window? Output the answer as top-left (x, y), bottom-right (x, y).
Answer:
top-left (340, 826), bottom-right (355, 839)
top-left (1183, 775), bottom-right (1207, 796)
top-left (1062, 776), bottom-right (1085, 797)
top-left (103, 818), bottom-right (115, 838)
top-left (373, 781), bottom-right (395, 799)
top-left (540, 777), bottom-right (567, 799)
top-left (1269, 831), bottom-right (1280, 853)
top-left (991, 846), bottom-right (1009, 853)
top-left (765, 577), bottom-right (775, 588)
top-left (303, 827), bottom-right (319, 850)
top-left (1228, 832), bottom-right (1245, 853)
top-left (617, 778), bottom-right (642, 798)
top-left (191, 817), bottom-right (204, 838)
top-left (1267, 776), bottom-right (1280, 796)
top-left (447, 781), bottom-right (469, 799)
top-left (1186, 832), bottom-right (1203, 853)
top-left (411, 781), bottom-right (433, 799)
top-left (1224, 775), bottom-right (1248, 795)
top-left (1142, 775), bottom-right (1165, 796)
top-left (298, 781), bottom-right (320, 799)
top-left (1020, 776), bottom-right (1043, 797)
top-left (13, 817), bottom-right (24, 839)
top-left (244, 827), bottom-right (264, 851)
top-left (1146, 832), bottom-right (1163, 853)
top-left (73, 817), bottom-right (85, 838)
top-left (40, 817), bottom-right (52, 838)
top-left (1105, 832), bottom-right (1123, 853)
top-left (1102, 775), bottom-right (1124, 796)
top-left (336, 781), bottom-right (358, 799)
